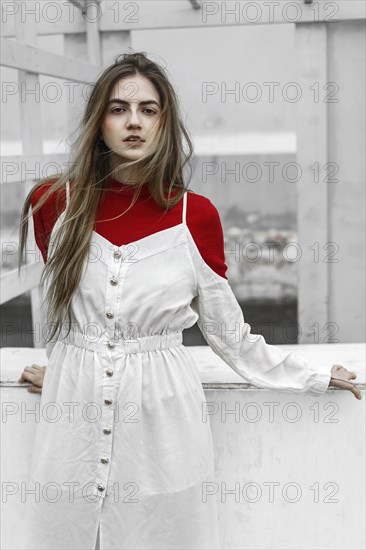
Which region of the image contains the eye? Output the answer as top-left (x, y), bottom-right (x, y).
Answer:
top-left (110, 107), bottom-right (158, 115)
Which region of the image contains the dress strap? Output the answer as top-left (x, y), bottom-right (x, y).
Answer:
top-left (182, 191), bottom-right (187, 225)
top-left (65, 179), bottom-right (70, 209)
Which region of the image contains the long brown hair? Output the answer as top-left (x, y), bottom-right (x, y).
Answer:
top-left (18, 51), bottom-right (195, 345)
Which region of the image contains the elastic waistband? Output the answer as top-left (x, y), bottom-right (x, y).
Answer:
top-left (54, 330), bottom-right (183, 354)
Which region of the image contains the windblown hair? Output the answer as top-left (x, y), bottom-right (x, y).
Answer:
top-left (18, 50), bottom-right (195, 346)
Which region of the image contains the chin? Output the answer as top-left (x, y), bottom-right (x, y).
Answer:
top-left (113, 148), bottom-right (143, 156)
top-left (121, 151), bottom-right (144, 159)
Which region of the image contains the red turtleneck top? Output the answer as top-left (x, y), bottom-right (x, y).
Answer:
top-left (30, 179), bottom-right (228, 280)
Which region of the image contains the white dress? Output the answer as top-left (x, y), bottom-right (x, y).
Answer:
top-left (23, 180), bottom-right (331, 550)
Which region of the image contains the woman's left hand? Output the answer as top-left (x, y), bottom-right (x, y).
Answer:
top-left (328, 364), bottom-right (362, 400)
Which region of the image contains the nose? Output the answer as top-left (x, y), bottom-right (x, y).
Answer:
top-left (126, 108), bottom-right (142, 128)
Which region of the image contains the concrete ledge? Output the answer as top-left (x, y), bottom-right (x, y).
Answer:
top-left (1, 342), bottom-right (365, 390)
top-left (1, 343), bottom-right (365, 549)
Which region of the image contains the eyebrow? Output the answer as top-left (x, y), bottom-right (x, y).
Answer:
top-left (107, 98), bottom-right (161, 108)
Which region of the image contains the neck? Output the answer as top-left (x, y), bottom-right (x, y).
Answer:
top-left (107, 177), bottom-right (150, 196)
top-left (110, 160), bottom-right (147, 186)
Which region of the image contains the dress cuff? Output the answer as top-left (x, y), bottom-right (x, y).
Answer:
top-left (307, 369), bottom-right (332, 396)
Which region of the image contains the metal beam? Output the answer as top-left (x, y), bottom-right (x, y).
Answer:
top-left (1, 1), bottom-right (365, 36)
top-left (1, 38), bottom-right (100, 81)
top-left (1, 264), bottom-right (44, 305)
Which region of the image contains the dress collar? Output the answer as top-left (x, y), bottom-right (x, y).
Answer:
top-left (107, 178), bottom-right (151, 196)
top-left (106, 178), bottom-right (181, 197)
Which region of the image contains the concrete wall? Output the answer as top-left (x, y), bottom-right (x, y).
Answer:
top-left (2, 344), bottom-right (365, 550)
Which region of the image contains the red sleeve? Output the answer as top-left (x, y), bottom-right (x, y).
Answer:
top-left (30, 181), bottom-right (66, 263)
top-left (187, 193), bottom-right (228, 280)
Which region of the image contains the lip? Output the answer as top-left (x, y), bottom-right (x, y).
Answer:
top-left (123, 136), bottom-right (145, 142)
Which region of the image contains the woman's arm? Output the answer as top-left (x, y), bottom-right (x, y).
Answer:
top-left (188, 203), bottom-right (361, 400)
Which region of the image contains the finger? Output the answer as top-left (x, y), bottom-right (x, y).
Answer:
top-left (330, 377), bottom-right (363, 400)
top-left (340, 379), bottom-right (362, 400)
top-left (349, 384), bottom-right (362, 400)
top-left (24, 372), bottom-right (36, 381)
top-left (18, 373), bottom-right (32, 383)
top-left (330, 378), bottom-right (342, 389)
top-left (24, 367), bottom-right (37, 373)
top-left (27, 385), bottom-right (42, 394)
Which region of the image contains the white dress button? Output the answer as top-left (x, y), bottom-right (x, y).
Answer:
top-left (106, 311), bottom-right (114, 319)
top-left (107, 340), bottom-right (115, 348)
top-left (103, 427), bottom-right (112, 435)
top-left (106, 368), bottom-right (114, 377)
top-left (114, 250), bottom-right (122, 259)
top-left (110, 276), bottom-right (118, 285)
top-left (101, 457), bottom-right (109, 464)
top-left (97, 484), bottom-right (105, 492)
top-left (104, 398), bottom-right (113, 405)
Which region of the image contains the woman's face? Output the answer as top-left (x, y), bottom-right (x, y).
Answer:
top-left (100, 74), bottom-right (161, 164)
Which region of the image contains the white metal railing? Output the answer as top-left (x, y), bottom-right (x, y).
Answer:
top-left (1, 38), bottom-right (100, 80)
top-left (1, 263), bottom-right (43, 304)
top-left (1, 0), bottom-right (364, 36)
top-left (0, 0), bottom-right (106, 347)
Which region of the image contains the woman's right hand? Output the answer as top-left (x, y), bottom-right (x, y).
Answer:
top-left (328, 364), bottom-right (362, 400)
top-left (18, 364), bottom-right (47, 393)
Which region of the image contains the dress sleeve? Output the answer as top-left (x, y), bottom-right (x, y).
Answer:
top-left (188, 205), bottom-right (332, 396)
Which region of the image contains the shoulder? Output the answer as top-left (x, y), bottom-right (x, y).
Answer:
top-left (185, 190), bottom-right (228, 280)
top-left (31, 178), bottom-right (67, 215)
top-left (186, 190), bottom-right (223, 226)
top-left (30, 178), bottom-right (68, 238)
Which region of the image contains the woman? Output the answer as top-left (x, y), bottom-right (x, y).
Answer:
top-left (18, 51), bottom-right (361, 550)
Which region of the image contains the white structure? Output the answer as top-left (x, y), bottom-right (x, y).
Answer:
top-left (1, 0), bottom-right (365, 343)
